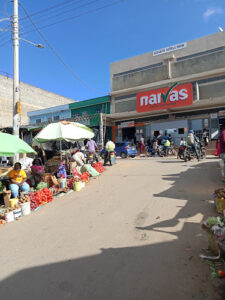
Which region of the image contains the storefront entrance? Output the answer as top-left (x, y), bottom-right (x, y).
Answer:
top-left (122, 127), bottom-right (136, 142)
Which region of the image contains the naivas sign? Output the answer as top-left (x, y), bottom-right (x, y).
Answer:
top-left (136, 83), bottom-right (193, 113)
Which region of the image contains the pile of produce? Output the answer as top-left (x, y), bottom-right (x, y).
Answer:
top-left (36, 181), bottom-right (48, 190)
top-left (28, 192), bottom-right (38, 211)
top-left (215, 188), bottom-right (225, 199)
top-left (92, 162), bottom-right (105, 173)
top-left (41, 188), bottom-right (53, 203)
top-left (28, 188), bottom-right (53, 208)
top-left (80, 172), bottom-right (90, 183)
top-left (19, 194), bottom-right (30, 204)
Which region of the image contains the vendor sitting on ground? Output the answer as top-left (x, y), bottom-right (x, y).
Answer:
top-left (31, 158), bottom-right (45, 186)
top-left (72, 149), bottom-right (85, 166)
top-left (8, 162), bottom-right (30, 198)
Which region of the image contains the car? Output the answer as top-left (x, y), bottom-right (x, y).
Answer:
top-left (100, 142), bottom-right (137, 159)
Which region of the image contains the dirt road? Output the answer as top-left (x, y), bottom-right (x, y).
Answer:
top-left (0, 157), bottom-right (224, 300)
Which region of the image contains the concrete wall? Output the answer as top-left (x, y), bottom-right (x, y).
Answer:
top-left (0, 75), bottom-right (74, 127)
top-left (110, 32), bottom-right (225, 76)
top-left (110, 32), bottom-right (225, 93)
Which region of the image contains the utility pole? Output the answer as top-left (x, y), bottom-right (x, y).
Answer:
top-left (12, 0), bottom-right (20, 162)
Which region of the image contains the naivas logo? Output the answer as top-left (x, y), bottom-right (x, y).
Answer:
top-left (136, 83), bottom-right (193, 113)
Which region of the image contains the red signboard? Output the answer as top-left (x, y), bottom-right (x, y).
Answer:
top-left (136, 83), bottom-right (193, 113)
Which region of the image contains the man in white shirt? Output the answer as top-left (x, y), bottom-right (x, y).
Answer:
top-left (72, 149), bottom-right (85, 166)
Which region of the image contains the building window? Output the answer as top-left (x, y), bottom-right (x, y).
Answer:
top-left (54, 116), bottom-right (60, 121)
top-left (178, 128), bottom-right (184, 134)
top-left (36, 119), bottom-right (41, 124)
top-left (96, 109), bottom-right (102, 113)
top-left (48, 117), bottom-right (52, 123)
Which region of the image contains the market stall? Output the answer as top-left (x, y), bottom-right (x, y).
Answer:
top-left (0, 122), bottom-right (107, 227)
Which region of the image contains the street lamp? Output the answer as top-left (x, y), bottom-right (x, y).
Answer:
top-left (19, 37), bottom-right (45, 49)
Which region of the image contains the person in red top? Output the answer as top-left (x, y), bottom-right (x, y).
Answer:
top-left (219, 125), bottom-right (225, 181)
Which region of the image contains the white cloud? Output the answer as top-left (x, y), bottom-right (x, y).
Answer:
top-left (203, 7), bottom-right (224, 21)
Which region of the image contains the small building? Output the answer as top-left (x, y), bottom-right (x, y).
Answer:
top-left (27, 95), bottom-right (112, 144)
top-left (109, 32), bottom-right (225, 145)
top-left (28, 104), bottom-right (72, 125)
top-left (0, 75), bottom-right (74, 128)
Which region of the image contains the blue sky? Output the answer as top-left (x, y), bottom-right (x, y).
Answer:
top-left (0, 0), bottom-right (224, 101)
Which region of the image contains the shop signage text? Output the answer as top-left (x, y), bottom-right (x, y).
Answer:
top-left (136, 83), bottom-right (193, 113)
top-left (118, 121), bottom-right (135, 128)
top-left (153, 42), bottom-right (187, 56)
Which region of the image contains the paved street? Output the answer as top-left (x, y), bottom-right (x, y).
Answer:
top-left (1, 157), bottom-right (225, 300)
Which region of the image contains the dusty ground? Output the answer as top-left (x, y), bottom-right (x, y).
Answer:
top-left (0, 157), bottom-right (225, 300)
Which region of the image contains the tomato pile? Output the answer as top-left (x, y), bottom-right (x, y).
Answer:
top-left (28, 188), bottom-right (53, 209)
top-left (80, 172), bottom-right (90, 183)
top-left (92, 162), bottom-right (105, 173)
top-left (41, 188), bottom-right (53, 203)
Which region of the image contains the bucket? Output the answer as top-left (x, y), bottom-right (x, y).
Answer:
top-left (13, 208), bottom-right (22, 219)
top-left (73, 181), bottom-right (82, 192)
top-left (21, 202), bottom-right (31, 216)
top-left (5, 211), bottom-right (14, 223)
top-left (9, 198), bottom-right (18, 208)
top-left (58, 178), bottom-right (67, 189)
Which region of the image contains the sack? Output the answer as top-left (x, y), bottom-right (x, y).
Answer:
top-left (81, 164), bottom-right (100, 177)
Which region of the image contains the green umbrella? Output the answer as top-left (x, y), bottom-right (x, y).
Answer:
top-left (0, 132), bottom-right (36, 157)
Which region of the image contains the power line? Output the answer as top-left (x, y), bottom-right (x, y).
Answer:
top-left (20, 0), bottom-right (101, 28)
top-left (19, 2), bottom-right (102, 95)
top-left (20, 0), bottom-right (81, 21)
top-left (20, 0), bottom-right (123, 36)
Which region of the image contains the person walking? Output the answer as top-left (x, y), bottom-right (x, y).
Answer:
top-left (86, 138), bottom-right (98, 163)
top-left (139, 135), bottom-right (145, 157)
top-left (202, 129), bottom-right (209, 147)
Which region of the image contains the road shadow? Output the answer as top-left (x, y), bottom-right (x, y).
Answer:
top-left (0, 223), bottom-right (224, 300)
top-left (137, 160), bottom-right (221, 231)
top-left (1, 160), bottom-right (224, 300)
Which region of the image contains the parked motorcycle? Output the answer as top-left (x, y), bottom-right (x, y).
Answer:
top-left (157, 144), bottom-right (177, 157)
top-left (104, 151), bottom-right (116, 166)
top-left (145, 145), bottom-right (155, 157)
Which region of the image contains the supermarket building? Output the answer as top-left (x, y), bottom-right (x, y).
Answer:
top-left (109, 32), bottom-right (225, 145)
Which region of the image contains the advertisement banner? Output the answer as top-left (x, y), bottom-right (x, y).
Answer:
top-left (136, 83), bottom-right (193, 113)
top-left (118, 121), bottom-right (135, 128)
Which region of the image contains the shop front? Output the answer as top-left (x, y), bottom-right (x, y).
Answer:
top-left (109, 32), bottom-right (225, 147)
top-left (110, 81), bottom-right (225, 146)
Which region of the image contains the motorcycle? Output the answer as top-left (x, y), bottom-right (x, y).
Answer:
top-left (146, 145), bottom-right (155, 157)
top-left (157, 144), bottom-right (177, 157)
top-left (86, 151), bottom-right (99, 165)
top-left (178, 142), bottom-right (206, 162)
top-left (104, 151), bottom-right (116, 166)
top-left (177, 145), bottom-right (188, 161)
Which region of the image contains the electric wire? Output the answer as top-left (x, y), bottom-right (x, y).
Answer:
top-left (20, 0), bottom-right (82, 21)
top-left (19, 2), bottom-right (102, 95)
top-left (20, 0), bottom-right (123, 36)
top-left (20, 0), bottom-right (101, 28)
